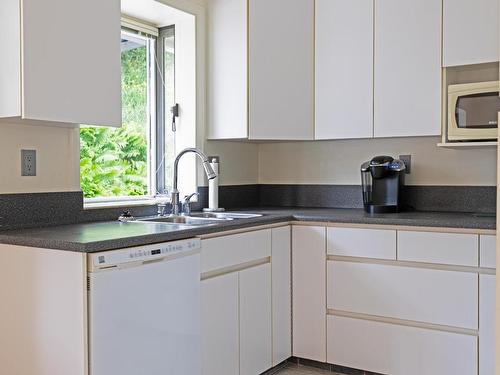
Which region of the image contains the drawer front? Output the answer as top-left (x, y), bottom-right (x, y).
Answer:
top-left (201, 229), bottom-right (271, 273)
top-left (327, 315), bottom-right (477, 375)
top-left (480, 235), bottom-right (496, 269)
top-left (327, 261), bottom-right (478, 329)
top-left (327, 227), bottom-right (396, 260)
top-left (398, 231), bottom-right (478, 266)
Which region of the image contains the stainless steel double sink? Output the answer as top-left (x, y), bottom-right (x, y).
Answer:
top-left (138, 212), bottom-right (263, 227)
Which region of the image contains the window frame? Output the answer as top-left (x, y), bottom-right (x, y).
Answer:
top-left (155, 25), bottom-right (176, 196)
top-left (83, 21), bottom-right (176, 208)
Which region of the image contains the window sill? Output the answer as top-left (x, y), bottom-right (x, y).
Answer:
top-left (84, 198), bottom-right (159, 210)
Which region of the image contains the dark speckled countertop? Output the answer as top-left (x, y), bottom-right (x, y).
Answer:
top-left (0, 208), bottom-right (495, 253)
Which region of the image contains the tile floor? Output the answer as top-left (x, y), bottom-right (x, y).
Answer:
top-left (271, 363), bottom-right (342, 375)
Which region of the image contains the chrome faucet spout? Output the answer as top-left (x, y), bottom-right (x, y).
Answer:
top-left (171, 148), bottom-right (217, 216)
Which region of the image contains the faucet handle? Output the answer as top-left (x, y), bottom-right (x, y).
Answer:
top-left (183, 192), bottom-right (199, 203)
top-left (182, 192), bottom-right (199, 216)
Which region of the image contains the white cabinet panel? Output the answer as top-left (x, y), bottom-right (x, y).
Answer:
top-left (328, 315), bottom-right (478, 375)
top-left (328, 261), bottom-right (478, 329)
top-left (249, 0), bottom-right (314, 140)
top-left (479, 274), bottom-right (495, 375)
top-left (327, 227), bottom-right (396, 260)
top-left (239, 264), bottom-right (272, 375)
top-left (374, 0), bottom-right (441, 137)
top-left (201, 229), bottom-right (271, 273)
top-left (0, 247), bottom-right (87, 375)
top-left (207, 0), bottom-right (248, 139)
top-left (22, 0), bottom-right (121, 126)
top-left (201, 274), bottom-right (239, 375)
top-left (292, 226), bottom-right (326, 361)
top-left (480, 235), bottom-right (496, 268)
top-left (0, 0), bottom-right (21, 118)
top-left (271, 227), bottom-right (292, 366)
top-left (398, 231), bottom-right (478, 266)
top-left (315, 0), bottom-right (373, 140)
top-left (443, 0), bottom-right (499, 66)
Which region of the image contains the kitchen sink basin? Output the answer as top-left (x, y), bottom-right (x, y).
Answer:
top-left (190, 212), bottom-right (264, 220)
top-left (138, 212), bottom-right (264, 226)
top-left (139, 215), bottom-right (230, 226)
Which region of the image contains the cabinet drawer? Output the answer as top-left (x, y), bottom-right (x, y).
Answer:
top-left (327, 227), bottom-right (396, 260)
top-left (327, 315), bottom-right (477, 375)
top-left (480, 235), bottom-right (496, 269)
top-left (327, 261), bottom-right (478, 329)
top-left (397, 231), bottom-right (478, 266)
top-left (201, 230), bottom-right (271, 273)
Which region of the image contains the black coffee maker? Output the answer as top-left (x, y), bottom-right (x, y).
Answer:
top-left (361, 156), bottom-right (406, 214)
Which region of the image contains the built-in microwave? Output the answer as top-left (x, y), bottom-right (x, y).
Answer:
top-left (447, 81), bottom-right (500, 141)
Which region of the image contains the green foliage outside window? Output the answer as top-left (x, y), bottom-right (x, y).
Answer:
top-left (80, 41), bottom-right (149, 198)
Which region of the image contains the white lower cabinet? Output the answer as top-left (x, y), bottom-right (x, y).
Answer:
top-left (201, 226), bottom-right (291, 375)
top-left (480, 274), bottom-right (495, 375)
top-left (240, 264), bottom-right (272, 375)
top-left (271, 226), bottom-right (292, 366)
top-left (201, 273), bottom-right (239, 375)
top-left (292, 225), bottom-right (327, 362)
top-left (328, 261), bottom-right (478, 329)
top-left (327, 315), bottom-right (478, 375)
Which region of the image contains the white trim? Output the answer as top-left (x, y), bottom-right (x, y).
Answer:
top-left (121, 15), bottom-right (159, 37)
top-left (84, 197), bottom-right (158, 210)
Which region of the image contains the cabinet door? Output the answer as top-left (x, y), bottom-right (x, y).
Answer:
top-left (480, 235), bottom-right (496, 268)
top-left (249, 0), bottom-right (314, 140)
top-left (443, 0), bottom-right (499, 66)
top-left (315, 0), bottom-right (373, 140)
top-left (328, 227), bottom-right (396, 260)
top-left (21, 0), bottom-right (121, 126)
top-left (239, 264), bottom-right (272, 375)
top-left (328, 315), bottom-right (477, 375)
top-left (201, 274), bottom-right (239, 375)
top-left (479, 274), bottom-right (495, 375)
top-left (0, 0), bottom-right (21, 118)
top-left (292, 226), bottom-right (327, 362)
top-left (271, 226), bottom-right (291, 366)
top-left (328, 261), bottom-right (478, 329)
top-left (374, 0), bottom-right (441, 137)
top-left (207, 0), bottom-right (248, 139)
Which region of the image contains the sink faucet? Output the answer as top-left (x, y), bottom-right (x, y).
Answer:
top-left (171, 148), bottom-right (217, 216)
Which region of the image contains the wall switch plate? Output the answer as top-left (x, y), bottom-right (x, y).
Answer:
top-left (399, 154), bottom-right (411, 174)
top-left (21, 149), bottom-right (36, 176)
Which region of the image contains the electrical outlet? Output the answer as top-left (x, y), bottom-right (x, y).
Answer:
top-left (399, 154), bottom-right (411, 174)
top-left (21, 149), bottom-right (36, 176)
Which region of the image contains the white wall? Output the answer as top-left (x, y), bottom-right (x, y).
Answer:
top-left (259, 137), bottom-right (497, 186)
top-left (0, 122), bottom-right (80, 194)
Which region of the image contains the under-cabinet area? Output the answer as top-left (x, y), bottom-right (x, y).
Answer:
top-left (0, 221), bottom-right (496, 375)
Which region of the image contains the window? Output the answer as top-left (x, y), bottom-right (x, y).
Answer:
top-left (80, 22), bottom-right (182, 204)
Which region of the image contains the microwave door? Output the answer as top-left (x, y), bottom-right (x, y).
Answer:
top-left (447, 81), bottom-right (500, 141)
top-left (455, 93), bottom-right (500, 129)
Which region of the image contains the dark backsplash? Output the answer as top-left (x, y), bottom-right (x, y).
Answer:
top-left (0, 184), bottom-right (496, 230)
top-left (257, 184), bottom-right (497, 214)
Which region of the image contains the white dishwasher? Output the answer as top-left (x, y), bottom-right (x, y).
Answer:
top-left (87, 238), bottom-right (201, 375)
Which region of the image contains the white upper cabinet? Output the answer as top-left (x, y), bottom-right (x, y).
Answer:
top-left (0, 0), bottom-right (122, 127)
top-left (443, 0), bottom-right (499, 67)
top-left (315, 0), bottom-right (374, 140)
top-left (207, 0), bottom-right (248, 139)
top-left (248, 0), bottom-right (314, 140)
top-left (374, 0), bottom-right (442, 137)
top-left (207, 0), bottom-right (314, 140)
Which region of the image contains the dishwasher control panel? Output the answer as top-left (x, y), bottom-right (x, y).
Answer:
top-left (89, 238), bottom-right (201, 270)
